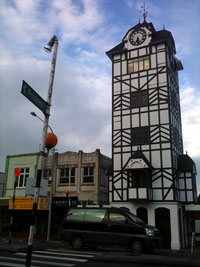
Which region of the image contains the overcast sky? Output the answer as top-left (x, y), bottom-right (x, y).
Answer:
top-left (0, 0), bottom-right (200, 193)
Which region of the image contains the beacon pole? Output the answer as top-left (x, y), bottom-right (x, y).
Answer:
top-left (8, 168), bottom-right (21, 245)
top-left (25, 36), bottom-right (58, 267)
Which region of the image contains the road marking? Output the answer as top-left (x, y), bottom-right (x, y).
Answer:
top-left (34, 249), bottom-right (94, 258)
top-left (50, 248), bottom-right (102, 255)
top-left (17, 252), bottom-right (87, 262)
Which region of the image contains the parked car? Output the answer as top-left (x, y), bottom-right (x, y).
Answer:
top-left (61, 206), bottom-right (162, 253)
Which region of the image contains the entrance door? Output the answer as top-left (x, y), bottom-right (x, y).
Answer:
top-left (155, 208), bottom-right (171, 248)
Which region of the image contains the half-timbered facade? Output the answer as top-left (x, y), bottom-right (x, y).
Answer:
top-left (106, 16), bottom-right (197, 250)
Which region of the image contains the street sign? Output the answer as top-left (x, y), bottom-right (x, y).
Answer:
top-left (21, 80), bottom-right (48, 114)
top-left (25, 178), bottom-right (48, 197)
top-left (14, 168), bottom-right (21, 177)
top-left (9, 197), bottom-right (49, 210)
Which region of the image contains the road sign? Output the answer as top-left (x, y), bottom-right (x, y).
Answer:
top-left (25, 178), bottom-right (48, 196)
top-left (14, 168), bottom-right (20, 177)
top-left (21, 80), bottom-right (48, 114)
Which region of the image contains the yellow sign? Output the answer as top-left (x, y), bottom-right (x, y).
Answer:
top-left (9, 197), bottom-right (49, 210)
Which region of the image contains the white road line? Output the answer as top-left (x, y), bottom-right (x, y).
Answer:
top-left (34, 249), bottom-right (94, 258)
top-left (49, 248), bottom-right (102, 255)
top-left (17, 252), bottom-right (87, 262)
top-left (0, 255), bottom-right (74, 267)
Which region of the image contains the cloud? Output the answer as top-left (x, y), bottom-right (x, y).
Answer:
top-left (180, 87), bottom-right (200, 157)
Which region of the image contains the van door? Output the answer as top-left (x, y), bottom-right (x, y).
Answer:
top-left (107, 211), bottom-right (136, 247)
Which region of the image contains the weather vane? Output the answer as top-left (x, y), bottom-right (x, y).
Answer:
top-left (141, 1), bottom-right (149, 21)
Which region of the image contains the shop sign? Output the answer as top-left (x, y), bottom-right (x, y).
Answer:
top-left (9, 197), bottom-right (49, 210)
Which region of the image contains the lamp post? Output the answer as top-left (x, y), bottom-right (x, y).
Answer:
top-left (30, 111), bottom-right (57, 242)
top-left (26, 36), bottom-right (58, 267)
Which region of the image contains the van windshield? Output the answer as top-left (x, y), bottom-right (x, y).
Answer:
top-left (125, 211), bottom-right (144, 224)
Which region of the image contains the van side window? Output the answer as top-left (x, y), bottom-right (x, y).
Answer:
top-left (109, 213), bottom-right (126, 224)
top-left (84, 209), bottom-right (106, 222)
top-left (67, 209), bottom-right (85, 221)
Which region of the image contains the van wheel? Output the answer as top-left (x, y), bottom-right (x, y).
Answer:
top-left (131, 240), bottom-right (143, 254)
top-left (71, 236), bottom-right (83, 250)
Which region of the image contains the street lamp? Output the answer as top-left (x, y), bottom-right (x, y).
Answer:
top-left (30, 111), bottom-right (54, 133)
top-left (26, 36), bottom-right (58, 267)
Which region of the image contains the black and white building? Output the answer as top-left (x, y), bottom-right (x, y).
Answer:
top-left (106, 14), bottom-right (197, 249)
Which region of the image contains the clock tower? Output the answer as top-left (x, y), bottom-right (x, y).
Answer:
top-left (106, 12), bottom-right (197, 250)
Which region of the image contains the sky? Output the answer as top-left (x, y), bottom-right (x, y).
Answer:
top-left (0, 0), bottom-right (200, 193)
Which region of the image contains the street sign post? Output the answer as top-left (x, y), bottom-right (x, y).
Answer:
top-left (9, 168), bottom-right (21, 244)
top-left (21, 80), bottom-right (48, 115)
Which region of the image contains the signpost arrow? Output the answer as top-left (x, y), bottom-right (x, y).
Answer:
top-left (21, 80), bottom-right (48, 115)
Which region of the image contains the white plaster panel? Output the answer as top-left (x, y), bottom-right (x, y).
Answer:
top-left (152, 46), bottom-right (156, 53)
top-left (114, 147), bottom-right (121, 153)
top-left (150, 111), bottom-right (159, 125)
top-left (123, 147), bottom-right (131, 152)
top-left (159, 73), bottom-right (167, 84)
top-left (151, 144), bottom-right (160, 149)
top-left (186, 179), bottom-right (192, 189)
top-left (132, 114), bottom-right (139, 127)
top-left (149, 106), bottom-right (158, 111)
top-left (114, 154), bottom-right (121, 170)
top-left (162, 143), bottom-right (170, 149)
top-left (139, 48), bottom-right (146, 56)
top-left (113, 55), bottom-right (120, 60)
top-left (151, 151), bottom-right (161, 168)
top-left (179, 172), bottom-right (184, 178)
top-left (153, 189), bottom-right (162, 200)
top-left (142, 151), bottom-right (150, 161)
top-left (164, 178), bottom-right (172, 187)
top-left (114, 111), bottom-right (121, 116)
top-left (140, 107), bottom-right (148, 112)
top-left (123, 189), bottom-right (127, 200)
top-left (122, 61), bottom-right (127, 75)
top-left (114, 191), bottom-right (121, 201)
top-left (160, 110), bottom-right (169, 123)
top-left (122, 110), bottom-right (130, 115)
top-left (114, 180), bottom-right (122, 189)
top-left (114, 62), bottom-right (120, 76)
top-left (122, 116), bottom-right (130, 128)
top-left (123, 153), bottom-right (130, 167)
top-left (114, 121), bottom-right (121, 130)
top-left (162, 150), bottom-right (171, 168)
top-left (130, 50), bottom-right (137, 58)
top-left (157, 52), bottom-right (166, 64)
top-left (131, 79), bottom-right (138, 89)
top-left (141, 113), bottom-right (148, 126)
top-left (114, 82), bottom-right (120, 94)
top-left (139, 188), bottom-right (147, 198)
top-left (149, 76), bottom-right (157, 88)
top-left (122, 82), bottom-right (129, 92)
top-left (121, 53), bottom-right (126, 60)
top-left (152, 178), bottom-right (162, 188)
top-left (186, 172), bottom-right (191, 177)
top-left (164, 189), bottom-right (173, 200)
top-left (140, 77), bottom-right (147, 88)
top-left (187, 191), bottom-right (193, 202)
top-left (129, 188), bottom-right (136, 198)
top-left (151, 54), bottom-right (156, 68)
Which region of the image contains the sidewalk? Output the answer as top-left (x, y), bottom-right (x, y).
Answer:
top-left (0, 235), bottom-right (199, 266)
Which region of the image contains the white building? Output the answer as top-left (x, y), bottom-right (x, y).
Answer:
top-left (106, 14), bottom-right (197, 250)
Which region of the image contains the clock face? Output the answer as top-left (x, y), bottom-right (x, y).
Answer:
top-left (129, 29), bottom-right (146, 46)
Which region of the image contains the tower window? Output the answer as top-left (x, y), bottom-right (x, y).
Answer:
top-left (83, 167), bottom-right (94, 184)
top-left (131, 126), bottom-right (150, 145)
top-left (131, 90), bottom-right (148, 108)
top-left (128, 56), bottom-right (150, 73)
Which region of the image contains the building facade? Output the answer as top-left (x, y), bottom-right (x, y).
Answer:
top-left (1, 149), bottom-right (111, 235)
top-left (106, 17), bottom-right (197, 250)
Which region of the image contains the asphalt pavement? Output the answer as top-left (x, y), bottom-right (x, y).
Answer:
top-left (0, 236), bottom-right (199, 266)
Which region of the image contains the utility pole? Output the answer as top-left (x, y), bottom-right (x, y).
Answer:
top-left (25, 36), bottom-right (58, 267)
